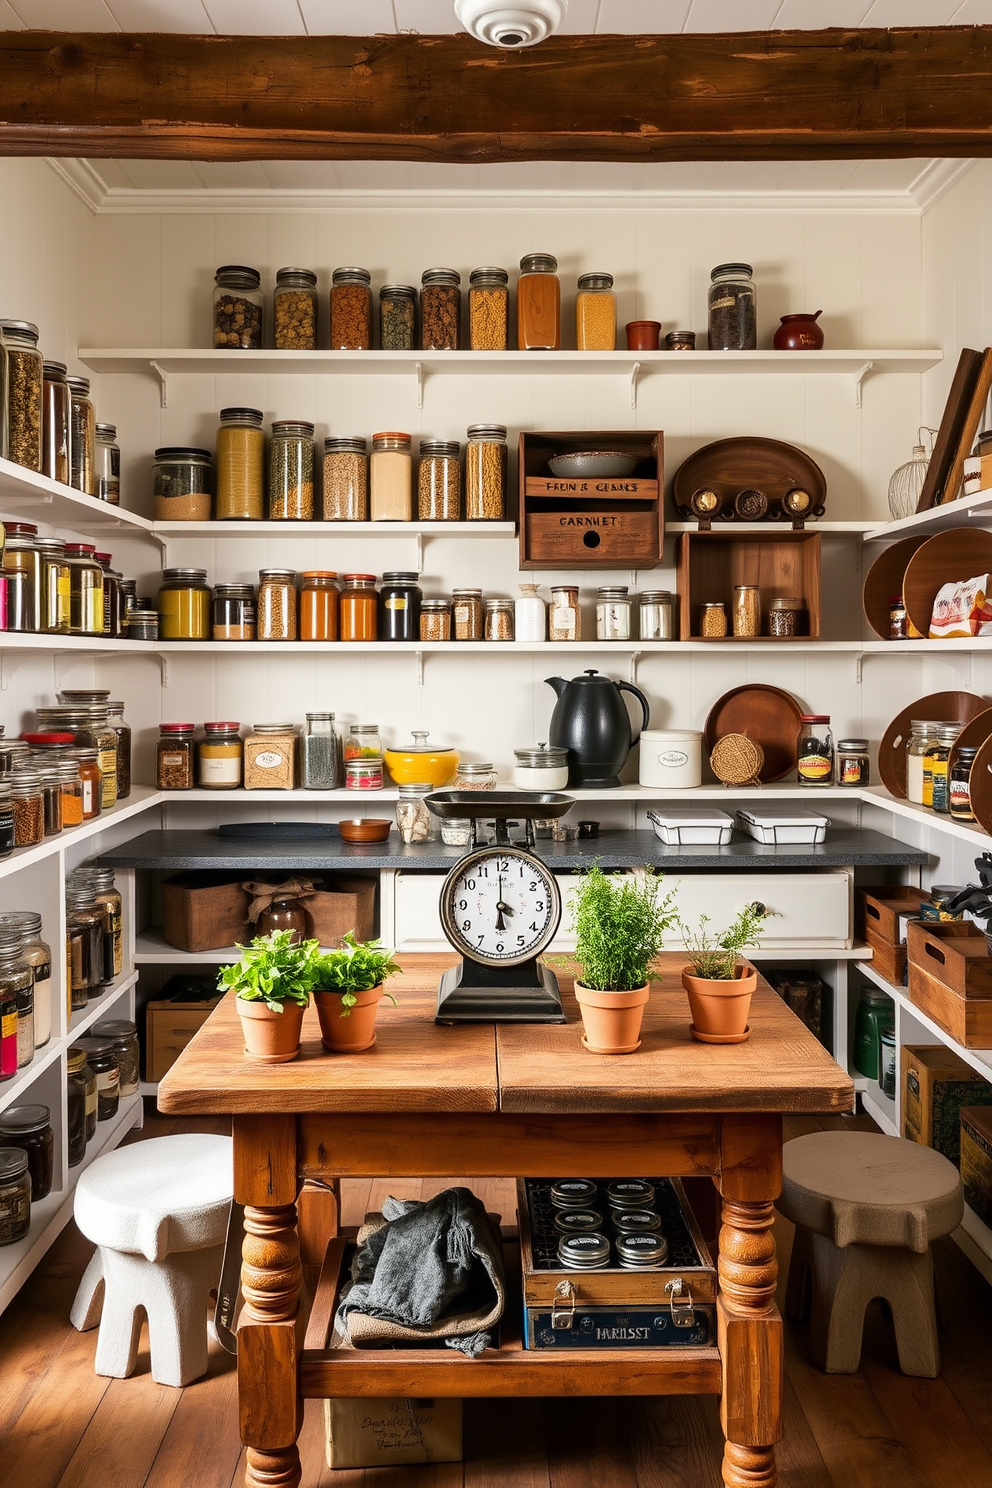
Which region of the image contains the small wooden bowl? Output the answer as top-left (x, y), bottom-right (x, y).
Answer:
top-left (338, 819), bottom-right (391, 843)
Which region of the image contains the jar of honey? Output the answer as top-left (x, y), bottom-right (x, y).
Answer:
top-left (517, 253), bottom-right (560, 350)
top-left (299, 573), bottom-right (339, 641)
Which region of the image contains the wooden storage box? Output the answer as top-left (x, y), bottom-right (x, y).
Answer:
top-left (856, 886), bottom-right (928, 985)
top-left (146, 996), bottom-right (223, 1082)
top-left (161, 873), bottom-right (251, 952)
top-left (960, 1106), bottom-right (992, 1226)
top-left (307, 876), bottom-right (376, 946)
top-left (901, 1044), bottom-right (992, 1165)
top-left (518, 431), bottom-right (664, 570)
top-left (676, 529), bottom-right (821, 640)
top-left (323, 1397), bottom-right (462, 1470)
top-left (907, 920), bottom-right (992, 998)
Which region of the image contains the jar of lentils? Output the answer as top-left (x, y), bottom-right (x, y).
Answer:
top-left (323, 437), bottom-right (368, 520)
top-left (468, 267), bottom-right (509, 350)
top-left (330, 267), bottom-right (372, 350)
top-left (213, 265), bottom-right (263, 349)
top-left (273, 267), bottom-right (317, 350)
top-left (418, 440), bottom-right (461, 520)
top-left (420, 598), bottom-right (451, 641)
top-left (268, 419), bottom-right (315, 520)
top-left (420, 268), bottom-right (461, 351)
top-left (257, 569), bottom-right (298, 641)
top-left (379, 285), bottom-right (416, 350)
top-left (465, 424), bottom-right (507, 520)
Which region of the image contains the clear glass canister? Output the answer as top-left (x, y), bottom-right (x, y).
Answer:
top-left (198, 722), bottom-right (242, 789)
top-left (421, 268), bottom-right (461, 351)
top-left (836, 739), bottom-right (870, 788)
top-left (216, 407), bottom-right (265, 521)
top-left (452, 588), bottom-right (484, 640)
top-left (768, 596), bottom-right (804, 638)
top-left (268, 419), bottom-right (315, 520)
top-left (66, 1069), bottom-right (86, 1166)
top-left (371, 432), bottom-right (413, 520)
top-left (66, 376), bottom-right (96, 496)
top-left (0, 913), bottom-right (51, 1049)
top-left (10, 771), bottom-right (44, 847)
top-left (596, 586), bottom-right (631, 640)
top-left (517, 253), bottom-right (560, 350)
top-left (213, 265), bottom-right (263, 349)
top-left (158, 567), bottom-right (210, 640)
top-left (345, 758), bottom-right (383, 791)
top-left (420, 598), bottom-right (451, 641)
top-left (910, 721), bottom-right (941, 807)
top-left (67, 1044), bottom-right (97, 1145)
top-left (299, 572), bottom-right (339, 641)
top-left (212, 582), bottom-right (256, 640)
top-left (550, 585), bottom-right (581, 641)
top-left (0, 955), bottom-right (19, 1081)
top-left (76, 866), bottom-right (123, 981)
top-left (57, 758), bottom-right (84, 829)
top-left (396, 783), bottom-right (438, 843)
top-left (708, 262), bottom-right (757, 351)
top-left (345, 723), bottom-right (382, 763)
top-left (106, 702), bottom-right (131, 799)
top-left (638, 590), bottom-right (674, 641)
top-left (575, 272), bottom-right (616, 351)
top-left (418, 439), bottom-right (461, 520)
top-left (38, 766), bottom-right (63, 836)
top-left (0, 934), bottom-right (33, 1069)
top-left (930, 724), bottom-right (960, 814)
top-left (379, 285), bottom-right (416, 351)
top-left (0, 1148), bottom-right (31, 1246)
top-left (0, 784), bottom-right (13, 858)
top-left (95, 552), bottom-right (124, 638)
top-left (3, 521), bottom-right (42, 632)
top-left (469, 267), bottom-right (509, 351)
top-left (157, 724), bottom-right (195, 789)
top-left (340, 573), bottom-right (377, 640)
top-left (302, 713), bottom-right (341, 790)
top-left (700, 601), bottom-right (727, 638)
top-left (42, 361), bottom-right (71, 485)
top-left (797, 714), bottom-right (833, 786)
top-left (323, 437), bottom-right (368, 521)
top-left (91, 1019), bottom-right (139, 1100)
top-left (64, 544), bottom-right (104, 635)
top-left (330, 267), bottom-right (372, 350)
top-left (153, 446), bottom-right (213, 522)
top-left (71, 748), bottom-right (102, 820)
top-left (485, 598), bottom-right (514, 641)
top-left (465, 424), bottom-right (507, 520)
top-left (0, 320), bottom-right (43, 471)
top-left (732, 584), bottom-right (761, 638)
top-left (273, 267), bottom-right (317, 350)
top-left (244, 724), bottom-right (296, 790)
top-left (257, 569), bottom-right (298, 641)
top-left (94, 423), bottom-right (120, 505)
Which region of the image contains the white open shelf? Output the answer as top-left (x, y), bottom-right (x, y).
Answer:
top-left (0, 455), bottom-right (154, 535)
top-left (861, 787), bottom-right (992, 848)
top-left (857, 960), bottom-right (992, 1083)
top-left (153, 519), bottom-right (517, 538)
top-left (0, 787), bottom-right (160, 885)
top-left (862, 486), bottom-right (992, 543)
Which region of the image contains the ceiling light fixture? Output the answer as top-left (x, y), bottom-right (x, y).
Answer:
top-left (454, 1), bottom-right (568, 49)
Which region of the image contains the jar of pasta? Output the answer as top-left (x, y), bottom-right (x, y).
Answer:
top-left (153, 447), bottom-right (212, 522)
top-left (216, 407), bottom-right (265, 521)
top-left (256, 569), bottom-right (298, 641)
top-left (198, 722), bottom-right (243, 790)
top-left (575, 272), bottom-right (616, 350)
top-left (379, 285), bottom-right (416, 350)
top-left (323, 437), bottom-right (368, 520)
top-left (273, 267), bottom-right (317, 350)
top-left (330, 267), bottom-right (372, 349)
top-left (465, 425), bottom-right (506, 520)
top-left (420, 268), bottom-right (461, 351)
top-left (244, 724), bottom-right (296, 790)
top-left (268, 419), bottom-right (315, 520)
top-left (158, 568), bottom-right (210, 640)
top-left (418, 440), bottom-right (461, 520)
top-left (371, 432), bottom-right (413, 520)
top-left (469, 267), bottom-right (509, 350)
top-left (299, 572), bottom-right (339, 641)
top-left (340, 574), bottom-right (377, 640)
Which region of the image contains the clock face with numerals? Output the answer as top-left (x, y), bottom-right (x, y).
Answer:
top-left (440, 846), bottom-right (561, 968)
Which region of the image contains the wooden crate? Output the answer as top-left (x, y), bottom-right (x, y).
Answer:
top-left (906, 920), bottom-right (992, 999)
top-left (856, 886), bottom-right (928, 985)
top-left (676, 529), bottom-right (821, 640)
top-left (518, 431), bottom-right (664, 570)
top-left (161, 873), bottom-right (251, 952)
top-left (901, 1044), bottom-right (992, 1164)
top-left (146, 996), bottom-right (223, 1082)
top-left (907, 965), bottom-right (992, 1047)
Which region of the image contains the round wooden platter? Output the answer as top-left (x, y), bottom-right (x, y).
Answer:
top-left (877, 690), bottom-right (988, 798)
top-left (902, 528), bottom-right (992, 639)
top-left (964, 733), bottom-right (992, 837)
top-left (948, 708), bottom-right (992, 790)
top-left (862, 535), bottom-right (927, 639)
top-left (704, 684), bottom-right (804, 783)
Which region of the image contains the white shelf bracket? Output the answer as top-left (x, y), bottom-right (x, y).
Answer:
top-left (415, 650), bottom-right (425, 687)
top-left (629, 361), bottom-right (642, 410)
top-left (628, 650), bottom-right (643, 684)
top-left (855, 653), bottom-right (864, 685)
top-left (157, 654), bottom-right (171, 688)
top-left (149, 360), bottom-right (170, 409)
top-left (414, 531), bottom-right (424, 574)
top-left (415, 361), bottom-right (424, 410)
top-left (0, 652), bottom-right (31, 692)
top-left (853, 361), bottom-right (874, 409)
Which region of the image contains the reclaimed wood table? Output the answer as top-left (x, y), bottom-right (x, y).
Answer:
top-left (159, 953), bottom-right (853, 1488)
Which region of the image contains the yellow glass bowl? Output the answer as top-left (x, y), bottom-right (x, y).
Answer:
top-left (383, 747), bottom-right (459, 787)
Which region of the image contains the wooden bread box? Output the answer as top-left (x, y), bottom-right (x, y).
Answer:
top-left (907, 921), bottom-right (992, 1046)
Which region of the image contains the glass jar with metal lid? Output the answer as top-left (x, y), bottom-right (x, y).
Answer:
top-left (836, 739), bottom-right (870, 788)
top-left (732, 583), bottom-right (761, 639)
top-left (323, 437), bottom-right (368, 520)
top-left (550, 1179), bottom-right (599, 1210)
top-left (198, 722), bottom-right (243, 790)
top-left (0, 320), bottom-right (43, 470)
top-left (244, 724), bottom-right (297, 791)
top-left (0, 931), bottom-right (33, 1069)
top-left (212, 582), bottom-right (256, 640)
top-left (66, 375), bottom-right (96, 495)
top-left (418, 440), bottom-right (461, 520)
top-left (638, 590), bottom-right (675, 641)
top-left (908, 720), bottom-right (941, 805)
top-left (607, 1180), bottom-right (656, 1211)
top-left (35, 537), bottom-right (70, 634)
top-left (468, 267), bottom-right (509, 350)
top-left (517, 253), bottom-right (560, 350)
top-left (0, 950), bottom-right (17, 1081)
top-left (768, 595), bottom-right (805, 638)
top-left (0, 1105), bottom-right (53, 1200)
top-left (379, 572), bottom-right (422, 641)
top-left (301, 714), bottom-right (341, 790)
top-left (616, 1231), bottom-right (669, 1269)
top-left (797, 714), bottom-right (833, 787)
top-left (395, 783), bottom-right (438, 844)
top-left (929, 723), bottom-right (961, 814)
top-left (708, 262), bottom-right (756, 351)
top-left (330, 266), bottom-right (372, 349)
top-left (217, 407), bottom-right (265, 520)
top-left (57, 757), bottom-right (84, 827)
top-left (273, 267), bottom-right (317, 350)
top-left (64, 543), bottom-right (104, 635)
top-left (3, 521), bottom-right (42, 632)
top-left (10, 770), bottom-right (44, 846)
top-left (454, 761), bottom-right (498, 790)
top-left (553, 1209), bottom-right (603, 1237)
top-left (153, 447), bottom-right (212, 521)
top-left (513, 745), bottom-right (569, 791)
top-left (419, 597), bottom-right (451, 641)
top-left (484, 599), bottom-right (514, 641)
top-left (67, 1044), bottom-right (97, 1146)
top-left (75, 866), bottom-right (123, 980)
top-left (550, 585), bottom-right (581, 641)
top-left (65, 890), bottom-right (102, 1007)
top-left (0, 912), bottom-right (51, 1048)
top-left (557, 1231), bottom-right (610, 1269)
top-left (575, 271), bottom-right (616, 351)
top-left (345, 758), bottom-right (384, 792)
top-left (158, 567), bottom-right (211, 640)
top-left (340, 573), bottom-right (377, 640)
top-left (2, 567), bottom-right (29, 632)
top-left (94, 551), bottom-right (124, 638)
top-left (269, 419), bottom-right (315, 520)
top-left (596, 586), bottom-right (632, 641)
top-left (951, 745), bottom-right (979, 821)
top-left (379, 284), bottom-right (416, 351)
top-left (77, 702), bottom-right (120, 803)
top-left (66, 1069), bottom-right (86, 1167)
top-left (0, 783), bottom-right (12, 859)
top-left (465, 424), bottom-right (507, 520)
top-left (371, 432), bottom-right (413, 521)
top-left (126, 608), bottom-right (158, 640)
top-left (94, 423), bottom-right (120, 504)
top-left (299, 573), bottom-right (339, 641)
top-left (612, 1209), bottom-right (663, 1236)
top-left (345, 723), bottom-right (382, 763)
top-left (75, 1036), bottom-right (120, 1120)
top-left (38, 766), bottom-right (63, 836)
top-left (213, 265), bottom-right (263, 349)
top-left (420, 268), bottom-right (461, 351)
top-left (257, 568), bottom-right (298, 641)
top-left (0, 1148), bottom-right (31, 1246)
top-left (70, 748), bottom-right (102, 820)
top-left (41, 360), bottom-right (71, 484)
top-left (157, 723), bottom-right (195, 790)
top-left (91, 1019), bottom-right (139, 1099)
top-left (452, 588), bottom-right (484, 640)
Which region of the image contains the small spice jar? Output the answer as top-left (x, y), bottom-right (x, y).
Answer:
top-left (950, 745), bottom-right (978, 821)
top-left (468, 267), bottom-right (509, 350)
top-left (91, 1019), bottom-right (140, 1100)
top-left (550, 585), bottom-right (582, 641)
top-left (256, 569), bottom-right (298, 641)
top-left (330, 267), bottom-right (372, 349)
top-left (273, 267), bottom-right (317, 350)
top-left (554, 1209), bottom-right (604, 1237)
top-left (638, 590), bottom-right (675, 641)
top-left (72, 748), bottom-right (102, 819)
top-left (666, 330), bottom-right (696, 351)
top-left (213, 265), bottom-right (263, 349)
top-left (57, 758), bottom-right (84, 829)
top-left (301, 713), bottom-right (341, 790)
top-left (340, 573), bottom-right (377, 640)
top-left (418, 440), bottom-right (461, 520)
top-left (485, 598), bottom-right (514, 641)
top-left (157, 724), bottom-right (195, 790)
top-left (75, 865), bottom-right (123, 981)
top-left (299, 572), bottom-right (339, 641)
top-left (616, 1232), bottom-right (669, 1270)
top-left (420, 598), bottom-right (452, 641)
top-left (0, 960), bottom-right (18, 1081)
top-left (244, 724), bottom-right (296, 790)
top-left (732, 583), bottom-right (761, 638)
top-left (41, 360), bottom-right (71, 485)
top-left (379, 571), bottom-right (422, 641)
top-left (596, 586), bottom-right (631, 640)
top-left (575, 272), bottom-right (616, 351)
top-left (890, 594), bottom-right (909, 640)
top-left (268, 420), bottom-right (315, 520)
top-left (454, 760), bottom-right (498, 790)
top-left (153, 447), bottom-right (212, 522)
top-left (797, 714), bottom-right (833, 786)
top-left (217, 407), bottom-right (265, 521)
top-left (452, 588), bottom-right (484, 640)
top-left (35, 537), bottom-right (71, 634)
top-left (76, 1036), bottom-right (120, 1121)
top-left (198, 722), bottom-right (242, 790)
top-left (94, 423), bottom-right (120, 504)
top-left (420, 268), bottom-right (461, 351)
top-left (550, 1179), bottom-right (599, 1210)
top-left (379, 284), bottom-right (416, 351)
top-left (66, 376), bottom-right (96, 496)
top-left (158, 567), bottom-right (211, 640)
top-left (700, 601), bottom-right (728, 638)
top-left (836, 738), bottom-right (870, 788)
top-left (465, 424), bottom-right (507, 520)
top-left (557, 1231), bottom-right (610, 1270)
top-left (0, 932), bottom-right (33, 1069)
top-left (768, 596), bottom-right (805, 638)
top-left (395, 782), bottom-right (437, 843)
top-left (126, 608), bottom-right (158, 640)
top-left (708, 262), bottom-right (757, 351)
top-left (323, 437), bottom-right (368, 520)
top-left (212, 582), bottom-right (256, 640)
top-left (517, 253), bottom-right (560, 350)
top-left (10, 771), bottom-right (44, 847)
top-left (345, 758), bottom-right (384, 791)
top-left (345, 723), bottom-right (383, 763)
top-left (0, 1148), bottom-right (31, 1246)
top-left (0, 320), bottom-right (43, 471)
top-left (0, 1106), bottom-right (54, 1200)
top-left (38, 766), bottom-right (64, 836)
top-left (371, 432), bottom-right (413, 520)
top-left (67, 1044), bottom-right (97, 1146)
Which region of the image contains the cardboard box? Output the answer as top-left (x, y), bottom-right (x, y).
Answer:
top-left (960, 1106), bottom-right (992, 1227)
top-left (901, 1044), bottom-right (992, 1165)
top-left (161, 873), bottom-right (252, 952)
top-left (323, 1397), bottom-right (462, 1470)
top-left (145, 996), bottom-right (223, 1082)
top-left (307, 876), bottom-right (375, 947)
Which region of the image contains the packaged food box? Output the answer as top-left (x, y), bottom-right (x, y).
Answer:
top-left (324, 1397), bottom-right (462, 1469)
top-left (960, 1106), bottom-right (992, 1226)
top-left (901, 1044), bottom-right (992, 1165)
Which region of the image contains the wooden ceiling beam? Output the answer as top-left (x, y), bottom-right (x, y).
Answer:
top-left (1, 28), bottom-right (991, 163)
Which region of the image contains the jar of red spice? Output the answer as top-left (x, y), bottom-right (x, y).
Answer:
top-left (340, 574), bottom-right (377, 641)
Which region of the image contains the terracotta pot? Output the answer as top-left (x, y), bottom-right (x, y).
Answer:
top-left (681, 962), bottom-right (757, 1042)
top-left (625, 320), bottom-right (661, 351)
top-left (237, 998), bottom-right (305, 1064)
top-left (574, 981), bottom-right (649, 1055)
top-left (773, 312), bottom-right (824, 351)
top-left (314, 983), bottom-right (385, 1053)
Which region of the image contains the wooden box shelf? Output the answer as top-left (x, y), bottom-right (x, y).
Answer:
top-left (518, 431), bottom-right (664, 570)
top-left (677, 530), bottom-right (821, 640)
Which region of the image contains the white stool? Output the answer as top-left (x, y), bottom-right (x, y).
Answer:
top-left (70, 1133), bottom-right (233, 1387)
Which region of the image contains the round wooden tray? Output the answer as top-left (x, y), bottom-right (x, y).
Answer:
top-left (965, 733), bottom-right (992, 837)
top-left (877, 690), bottom-right (988, 798)
top-left (902, 528), bottom-right (992, 639)
top-left (948, 708), bottom-right (992, 792)
top-left (862, 536), bottom-right (926, 639)
top-left (672, 436), bottom-right (826, 521)
top-left (704, 684), bottom-right (805, 783)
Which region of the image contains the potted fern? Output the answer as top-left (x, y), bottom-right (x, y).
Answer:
top-left (566, 865), bottom-right (678, 1055)
top-left (312, 933), bottom-right (401, 1053)
top-left (679, 904), bottom-right (770, 1043)
top-left (219, 928), bottom-right (321, 1064)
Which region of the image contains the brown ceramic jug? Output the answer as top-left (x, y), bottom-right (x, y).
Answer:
top-left (773, 312), bottom-right (824, 351)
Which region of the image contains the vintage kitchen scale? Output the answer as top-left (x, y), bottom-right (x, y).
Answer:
top-left (426, 790), bottom-right (573, 1024)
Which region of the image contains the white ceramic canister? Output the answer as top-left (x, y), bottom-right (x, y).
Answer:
top-left (513, 744), bottom-right (569, 791)
top-left (637, 729), bottom-right (703, 789)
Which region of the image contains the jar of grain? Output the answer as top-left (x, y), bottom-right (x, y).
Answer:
top-left (549, 585), bottom-right (581, 641)
top-left (421, 268), bottom-right (461, 351)
top-left (268, 419), bottom-right (315, 520)
top-left (212, 583), bottom-right (256, 640)
top-left (452, 588), bottom-right (484, 640)
top-left (198, 722), bottom-right (243, 789)
top-left (94, 423), bottom-right (120, 505)
top-left (157, 725), bottom-right (194, 789)
top-left (420, 598), bottom-right (451, 641)
top-left (213, 265), bottom-right (263, 349)
top-left (379, 285), bottom-right (416, 350)
top-left (299, 572), bottom-right (339, 641)
top-left (257, 569), bottom-right (298, 641)
top-left (340, 573), bottom-right (377, 640)
top-left (153, 447), bottom-right (213, 522)
top-left (216, 407), bottom-right (265, 521)
top-left (0, 321), bottom-right (43, 471)
top-left (708, 263), bottom-right (756, 351)
top-left (10, 771), bottom-right (44, 847)
top-left (484, 598), bottom-right (514, 641)
top-left (732, 584), bottom-right (760, 638)
top-left (396, 783), bottom-right (437, 843)
top-left (418, 439), bottom-right (461, 520)
top-left (371, 432), bottom-right (413, 520)
top-left (596, 586), bottom-right (631, 640)
top-left (323, 437), bottom-right (368, 521)
top-left (379, 571), bottom-right (421, 642)
top-left (302, 713), bottom-right (341, 790)
top-left (158, 567), bottom-right (210, 640)
top-left (273, 267), bottom-right (317, 350)
top-left (66, 376), bottom-right (96, 496)
top-left (330, 267), bottom-right (372, 349)
top-left (3, 522), bottom-right (42, 632)
top-left (469, 267), bottom-right (509, 350)
top-left (65, 544), bottom-right (105, 635)
top-left (465, 424), bottom-right (507, 520)
top-left (575, 272), bottom-right (616, 351)
top-left (517, 254), bottom-right (560, 350)
top-left (244, 724), bottom-right (297, 790)
top-left (700, 601), bottom-right (728, 638)
top-left (41, 361), bottom-right (71, 485)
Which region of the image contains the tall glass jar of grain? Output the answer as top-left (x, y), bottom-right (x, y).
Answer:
top-left (418, 439), bottom-right (461, 520)
top-left (469, 267), bottom-right (509, 350)
top-left (330, 267), bottom-right (372, 350)
top-left (516, 254), bottom-right (560, 350)
top-left (575, 272), bottom-right (616, 351)
top-left (213, 266), bottom-right (263, 349)
top-left (66, 376), bottom-right (96, 496)
top-left (216, 407), bottom-right (265, 520)
top-left (465, 424), bottom-right (507, 520)
top-left (370, 432), bottom-right (412, 520)
top-left (379, 285), bottom-right (416, 351)
top-left (41, 362), bottom-right (71, 485)
top-left (153, 447), bottom-right (212, 522)
top-left (0, 321), bottom-right (43, 471)
top-left (268, 419), bottom-right (315, 520)
top-left (420, 268), bottom-right (461, 351)
top-left (256, 569), bottom-right (298, 641)
top-left (94, 423), bottom-right (120, 504)
top-left (273, 267), bottom-right (317, 350)
top-left (323, 437), bottom-right (368, 520)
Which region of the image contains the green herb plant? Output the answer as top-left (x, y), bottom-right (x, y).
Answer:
top-left (679, 903), bottom-right (773, 981)
top-left (219, 928), bottom-right (321, 1013)
top-left (565, 864), bottom-right (678, 992)
top-left (312, 932), bottom-right (402, 1016)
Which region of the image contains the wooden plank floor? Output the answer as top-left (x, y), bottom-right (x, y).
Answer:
top-left (2, 1106), bottom-right (992, 1488)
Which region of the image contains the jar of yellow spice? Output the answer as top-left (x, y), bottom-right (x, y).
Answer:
top-left (469, 267), bottom-right (508, 350)
top-left (575, 272), bottom-right (616, 351)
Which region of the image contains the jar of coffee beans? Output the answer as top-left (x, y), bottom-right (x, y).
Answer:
top-left (420, 268), bottom-right (461, 351)
top-left (213, 266), bottom-right (263, 349)
top-left (707, 263), bottom-right (756, 351)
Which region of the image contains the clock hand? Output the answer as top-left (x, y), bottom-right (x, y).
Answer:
top-left (495, 875), bottom-right (507, 933)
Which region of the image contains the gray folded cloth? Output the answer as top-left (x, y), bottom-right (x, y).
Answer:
top-left (337, 1187), bottom-right (505, 1357)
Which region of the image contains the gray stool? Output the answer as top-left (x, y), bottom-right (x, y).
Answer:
top-left (777, 1131), bottom-right (963, 1376)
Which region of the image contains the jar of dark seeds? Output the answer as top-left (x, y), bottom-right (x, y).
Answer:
top-left (330, 267), bottom-right (372, 350)
top-left (767, 596), bottom-right (804, 638)
top-left (708, 262), bottom-right (757, 351)
top-left (418, 440), bottom-right (461, 520)
top-left (302, 713), bottom-right (342, 789)
top-left (268, 420), bottom-right (315, 520)
top-left (323, 437), bottom-right (368, 520)
top-left (465, 424), bottom-right (507, 520)
top-left (213, 265), bottom-right (263, 349)
top-left (379, 285), bottom-right (416, 350)
top-left (0, 320), bottom-right (43, 471)
top-left (420, 268), bottom-right (461, 351)
top-left (273, 267), bottom-right (317, 350)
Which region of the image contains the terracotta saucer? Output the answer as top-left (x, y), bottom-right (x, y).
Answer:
top-left (690, 1024), bottom-right (750, 1045)
top-left (581, 1035), bottom-right (641, 1055)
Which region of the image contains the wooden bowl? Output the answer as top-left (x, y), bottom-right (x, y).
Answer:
top-left (704, 684), bottom-right (805, 783)
top-left (877, 690), bottom-right (988, 798)
top-left (862, 535), bottom-right (926, 638)
top-left (338, 819), bottom-right (391, 843)
top-left (902, 528), bottom-right (992, 639)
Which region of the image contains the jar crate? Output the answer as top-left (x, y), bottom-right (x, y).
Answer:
top-left (676, 529), bottom-right (821, 641)
top-left (518, 431), bottom-right (664, 570)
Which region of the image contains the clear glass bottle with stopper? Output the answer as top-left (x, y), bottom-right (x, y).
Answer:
top-left (887, 427), bottom-right (937, 520)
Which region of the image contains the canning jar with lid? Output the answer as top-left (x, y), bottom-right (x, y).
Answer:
top-left (468, 267), bottom-right (509, 350)
top-left (72, 748), bottom-right (102, 819)
top-left (0, 913), bottom-right (51, 1048)
top-left (420, 598), bottom-right (451, 641)
top-left (708, 262), bottom-right (757, 351)
top-left (269, 419), bottom-right (315, 520)
top-left (10, 771), bottom-right (44, 847)
top-left (732, 584), bottom-right (761, 638)
top-left (379, 572), bottom-right (422, 641)
top-left (0, 320), bottom-right (43, 471)
top-left (345, 758), bottom-right (383, 791)
top-left (396, 783), bottom-right (438, 844)
top-left (550, 585), bottom-right (581, 641)
top-left (0, 1105), bottom-right (53, 1201)
top-left (257, 569), bottom-right (298, 641)
top-left (36, 538), bottom-right (70, 634)
top-left (217, 407), bottom-right (265, 521)
top-left (836, 739), bottom-right (870, 788)
top-left (95, 552), bottom-right (124, 638)
top-left (53, 705), bottom-right (117, 808)
top-left (513, 745), bottom-right (569, 791)
top-left (951, 746), bottom-right (979, 821)
top-left (0, 933), bottom-right (33, 1069)
top-left (153, 447), bottom-right (213, 522)
top-left (214, 265), bottom-right (263, 349)
top-left (157, 724), bottom-right (195, 790)
top-left (700, 601), bottom-right (727, 638)
top-left (76, 1036), bottom-right (120, 1120)
top-left (485, 598), bottom-right (514, 641)
top-left (596, 586), bottom-right (631, 640)
top-left (517, 253), bottom-right (560, 350)
top-left (4, 521), bottom-right (42, 632)
top-left (908, 721), bottom-right (940, 806)
top-left (371, 433), bottom-right (413, 521)
top-left (67, 1044), bottom-right (97, 1145)
top-left (330, 267), bottom-right (372, 349)
top-left (94, 423), bottom-right (120, 504)
top-left (158, 567), bottom-right (210, 640)
top-left (38, 766), bottom-right (63, 836)
top-left (244, 724), bottom-right (296, 790)
top-left (212, 582), bottom-right (256, 640)
top-left (273, 267), bottom-right (317, 350)
top-left (465, 425), bottom-right (507, 520)
top-left (418, 440), bottom-right (461, 520)
top-left (575, 272), bottom-right (616, 351)
top-left (0, 1148), bottom-right (31, 1246)
top-left (379, 284), bottom-right (416, 350)
top-left (58, 758), bottom-right (84, 828)
top-left (768, 596), bottom-right (805, 637)
top-left (345, 723), bottom-right (382, 762)
top-left (930, 724), bottom-right (960, 814)
top-left (323, 437), bottom-right (368, 520)
top-left (92, 1019), bottom-right (140, 1099)
top-left (42, 361), bottom-right (71, 484)
top-left (420, 268), bottom-right (461, 351)
top-left (340, 574), bottom-right (377, 640)
top-left (452, 588), bottom-right (484, 640)
top-left (65, 889), bottom-right (104, 1004)
top-left (299, 572), bottom-right (339, 641)
top-left (0, 957), bottom-right (17, 1081)
top-left (0, 784), bottom-right (12, 859)
top-left (301, 714), bottom-right (341, 790)
top-left (198, 722), bottom-right (242, 789)
top-left (2, 568), bottom-right (27, 632)
top-left (797, 715), bottom-right (833, 786)
top-left (638, 590), bottom-right (674, 640)
top-left (66, 376), bottom-right (96, 496)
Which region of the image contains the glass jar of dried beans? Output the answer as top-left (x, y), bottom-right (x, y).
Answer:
top-left (273, 267), bottom-right (317, 350)
top-left (268, 419), bottom-right (315, 520)
top-left (257, 569), bottom-right (298, 641)
top-left (468, 267), bottom-right (508, 350)
top-left (330, 267), bottom-right (372, 350)
top-left (323, 437), bottom-right (368, 521)
top-left (420, 268), bottom-right (461, 351)
top-left (213, 265), bottom-right (263, 349)
top-left (418, 440), bottom-right (461, 520)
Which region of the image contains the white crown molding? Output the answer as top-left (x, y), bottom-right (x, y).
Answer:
top-left (44, 156), bottom-right (108, 212)
top-left (909, 157), bottom-right (976, 210)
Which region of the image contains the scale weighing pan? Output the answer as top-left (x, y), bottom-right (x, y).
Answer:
top-left (426, 790), bottom-right (573, 820)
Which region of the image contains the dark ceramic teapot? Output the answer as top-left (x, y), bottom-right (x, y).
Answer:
top-left (545, 670), bottom-right (650, 788)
